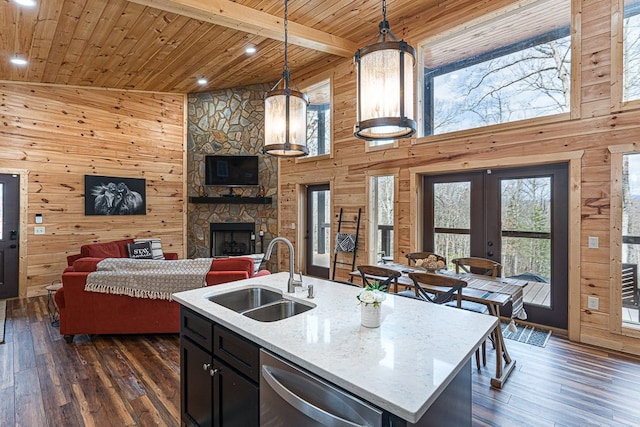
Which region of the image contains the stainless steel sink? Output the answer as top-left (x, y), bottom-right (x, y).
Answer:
top-left (208, 286), bottom-right (315, 322)
top-left (208, 287), bottom-right (283, 312)
top-left (243, 300), bottom-right (314, 322)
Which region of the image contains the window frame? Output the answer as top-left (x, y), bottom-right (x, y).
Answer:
top-left (609, 145), bottom-right (640, 338)
top-left (415, 0), bottom-right (579, 141)
top-left (612, 0), bottom-right (640, 111)
top-left (365, 168), bottom-right (399, 264)
top-left (296, 75), bottom-right (334, 162)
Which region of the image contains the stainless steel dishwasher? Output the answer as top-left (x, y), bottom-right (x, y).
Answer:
top-left (260, 349), bottom-right (383, 426)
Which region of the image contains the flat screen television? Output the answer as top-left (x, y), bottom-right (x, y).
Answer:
top-left (205, 155), bottom-right (259, 187)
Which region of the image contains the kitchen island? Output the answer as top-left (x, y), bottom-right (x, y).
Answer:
top-left (173, 272), bottom-right (497, 426)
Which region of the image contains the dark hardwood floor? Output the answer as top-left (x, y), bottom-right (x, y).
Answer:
top-left (2, 296), bottom-right (640, 426)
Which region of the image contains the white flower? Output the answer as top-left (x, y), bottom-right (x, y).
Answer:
top-left (357, 289), bottom-right (386, 307)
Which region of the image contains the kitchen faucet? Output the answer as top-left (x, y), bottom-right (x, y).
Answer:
top-left (264, 237), bottom-right (302, 293)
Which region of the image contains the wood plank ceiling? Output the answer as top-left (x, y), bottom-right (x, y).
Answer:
top-left (0, 0), bottom-right (442, 94)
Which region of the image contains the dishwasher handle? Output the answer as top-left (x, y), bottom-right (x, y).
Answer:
top-left (261, 364), bottom-right (364, 427)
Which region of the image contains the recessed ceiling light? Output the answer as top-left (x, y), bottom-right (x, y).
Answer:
top-left (10, 57), bottom-right (28, 66)
top-left (14, 0), bottom-right (37, 7)
top-left (197, 77), bottom-right (208, 85)
top-left (245, 46), bottom-right (257, 55)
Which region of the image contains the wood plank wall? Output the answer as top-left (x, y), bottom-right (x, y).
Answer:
top-left (278, 0), bottom-right (640, 356)
top-left (0, 83), bottom-right (186, 297)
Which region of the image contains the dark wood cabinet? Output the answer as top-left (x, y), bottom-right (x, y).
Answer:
top-left (180, 307), bottom-right (260, 427)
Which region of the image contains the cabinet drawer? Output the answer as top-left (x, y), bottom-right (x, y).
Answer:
top-left (213, 325), bottom-right (260, 383)
top-left (180, 307), bottom-right (213, 352)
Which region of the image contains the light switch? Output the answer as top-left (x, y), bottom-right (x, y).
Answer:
top-left (34, 226), bottom-right (45, 235)
top-left (587, 296), bottom-right (599, 310)
top-left (588, 236), bottom-right (599, 249)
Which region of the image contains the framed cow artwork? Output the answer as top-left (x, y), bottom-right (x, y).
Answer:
top-left (84, 175), bottom-right (146, 215)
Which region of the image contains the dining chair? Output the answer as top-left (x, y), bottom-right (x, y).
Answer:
top-left (407, 272), bottom-right (465, 307)
top-left (452, 257), bottom-right (502, 277)
top-left (406, 252), bottom-right (447, 266)
top-left (356, 265), bottom-right (402, 293)
top-left (408, 272), bottom-right (485, 370)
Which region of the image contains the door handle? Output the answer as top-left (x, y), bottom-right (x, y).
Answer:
top-left (487, 251), bottom-right (494, 257)
top-left (262, 365), bottom-right (363, 426)
top-left (9, 244), bottom-right (17, 249)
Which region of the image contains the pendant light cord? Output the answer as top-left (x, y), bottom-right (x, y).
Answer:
top-left (382, 0), bottom-right (387, 22)
top-left (283, 0), bottom-right (289, 75)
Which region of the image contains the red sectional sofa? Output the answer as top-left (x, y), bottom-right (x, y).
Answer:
top-left (56, 239), bottom-right (269, 341)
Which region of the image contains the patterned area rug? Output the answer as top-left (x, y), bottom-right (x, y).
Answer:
top-left (0, 300), bottom-right (6, 344)
top-left (501, 321), bottom-right (551, 347)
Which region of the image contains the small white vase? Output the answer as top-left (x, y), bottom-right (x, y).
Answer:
top-left (361, 304), bottom-right (381, 328)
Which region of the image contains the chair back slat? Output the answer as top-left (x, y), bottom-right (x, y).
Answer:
top-left (452, 257), bottom-right (502, 277)
top-left (357, 265), bottom-right (401, 292)
top-left (408, 272), bottom-right (467, 307)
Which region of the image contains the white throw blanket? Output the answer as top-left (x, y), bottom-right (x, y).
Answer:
top-left (85, 258), bottom-right (213, 301)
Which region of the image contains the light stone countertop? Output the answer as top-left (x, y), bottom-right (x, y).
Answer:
top-left (173, 272), bottom-right (497, 423)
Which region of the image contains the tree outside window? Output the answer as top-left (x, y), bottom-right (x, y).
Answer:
top-left (422, 0), bottom-right (571, 136)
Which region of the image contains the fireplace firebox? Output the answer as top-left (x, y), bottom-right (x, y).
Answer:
top-left (210, 222), bottom-right (255, 257)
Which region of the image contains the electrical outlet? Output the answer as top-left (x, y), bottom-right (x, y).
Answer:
top-left (588, 236), bottom-right (599, 249)
top-left (587, 296), bottom-right (599, 310)
top-left (34, 226), bottom-right (45, 235)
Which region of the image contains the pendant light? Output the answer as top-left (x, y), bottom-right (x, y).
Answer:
top-left (263, 0), bottom-right (309, 157)
top-left (354, 0), bottom-right (416, 141)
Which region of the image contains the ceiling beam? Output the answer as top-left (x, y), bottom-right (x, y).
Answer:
top-left (127, 0), bottom-right (358, 58)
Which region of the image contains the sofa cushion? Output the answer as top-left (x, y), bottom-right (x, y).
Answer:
top-left (80, 239), bottom-right (133, 258)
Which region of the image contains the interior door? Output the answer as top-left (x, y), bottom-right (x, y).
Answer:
top-left (305, 184), bottom-right (330, 279)
top-left (0, 173), bottom-right (20, 299)
top-left (423, 164), bottom-right (568, 329)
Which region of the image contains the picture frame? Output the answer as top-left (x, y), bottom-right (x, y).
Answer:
top-left (84, 175), bottom-right (146, 215)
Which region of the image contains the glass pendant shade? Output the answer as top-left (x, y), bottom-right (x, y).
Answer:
top-left (264, 83), bottom-right (309, 157)
top-left (355, 40), bottom-right (416, 140)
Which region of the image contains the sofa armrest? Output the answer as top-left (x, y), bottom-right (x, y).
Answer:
top-left (71, 257), bottom-right (107, 272)
top-left (67, 253), bottom-right (83, 266)
top-left (210, 257), bottom-right (254, 277)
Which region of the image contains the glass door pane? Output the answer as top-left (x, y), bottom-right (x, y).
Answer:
top-left (500, 177), bottom-right (552, 308)
top-left (306, 184), bottom-right (330, 278)
top-left (433, 181), bottom-right (472, 269)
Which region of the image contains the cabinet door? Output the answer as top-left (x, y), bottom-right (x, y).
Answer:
top-left (181, 337), bottom-right (214, 427)
top-left (213, 359), bottom-right (259, 427)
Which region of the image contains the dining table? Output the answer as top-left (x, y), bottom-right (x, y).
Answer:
top-left (350, 263), bottom-right (529, 389)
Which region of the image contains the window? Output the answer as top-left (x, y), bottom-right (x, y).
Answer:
top-left (624, 0), bottom-right (640, 102)
top-left (369, 175), bottom-right (394, 263)
top-left (305, 79), bottom-right (331, 157)
top-left (422, 0), bottom-right (571, 136)
top-left (621, 153), bottom-right (640, 326)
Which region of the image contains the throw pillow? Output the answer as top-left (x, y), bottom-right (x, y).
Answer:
top-left (134, 238), bottom-right (165, 260)
top-left (127, 241), bottom-right (153, 259)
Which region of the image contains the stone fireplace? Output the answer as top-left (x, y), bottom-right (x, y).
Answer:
top-left (210, 222), bottom-right (256, 257)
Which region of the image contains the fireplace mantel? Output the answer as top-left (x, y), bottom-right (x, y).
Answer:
top-left (190, 196), bottom-right (272, 204)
